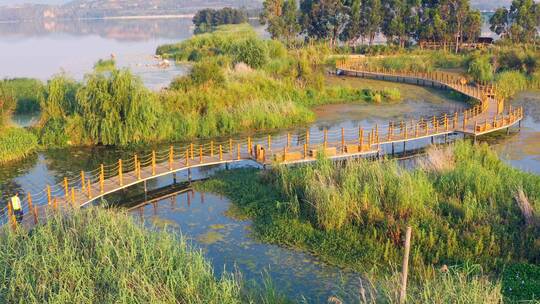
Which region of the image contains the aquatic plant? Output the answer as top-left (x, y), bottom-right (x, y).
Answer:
top-left (0, 127), bottom-right (38, 163)
top-left (197, 141), bottom-right (540, 301)
top-left (0, 207), bottom-right (243, 303)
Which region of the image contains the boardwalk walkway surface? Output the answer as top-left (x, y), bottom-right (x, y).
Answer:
top-left (3, 58), bottom-right (524, 229)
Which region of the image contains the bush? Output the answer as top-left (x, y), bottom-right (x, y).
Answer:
top-left (231, 38), bottom-right (269, 69)
top-left (495, 70), bottom-right (529, 100)
top-left (0, 207), bottom-right (243, 303)
top-left (0, 78), bottom-right (44, 114)
top-left (502, 263), bottom-right (540, 302)
top-left (468, 55), bottom-right (494, 83)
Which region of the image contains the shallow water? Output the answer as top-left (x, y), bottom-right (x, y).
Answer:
top-left (130, 182), bottom-right (362, 303)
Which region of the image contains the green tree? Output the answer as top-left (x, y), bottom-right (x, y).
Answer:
top-left (300, 0), bottom-right (350, 46)
top-left (360, 0), bottom-right (383, 45)
top-left (381, 0), bottom-right (420, 47)
top-left (490, 0), bottom-right (540, 43)
top-left (260, 0), bottom-right (301, 44)
top-left (463, 10), bottom-right (482, 43)
top-left (340, 0), bottom-right (362, 44)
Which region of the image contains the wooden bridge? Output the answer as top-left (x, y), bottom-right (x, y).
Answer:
top-left (3, 58), bottom-right (524, 229)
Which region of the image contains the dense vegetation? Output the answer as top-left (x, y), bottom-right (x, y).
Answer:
top-left (0, 78), bottom-right (44, 114)
top-left (33, 25), bottom-right (402, 148)
top-left (193, 7), bottom-right (247, 33)
top-left (0, 207), bottom-right (286, 303)
top-left (197, 141), bottom-right (540, 302)
top-left (0, 80), bottom-right (39, 163)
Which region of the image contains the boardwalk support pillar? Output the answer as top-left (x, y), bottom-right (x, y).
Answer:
top-left (188, 168), bottom-right (192, 183)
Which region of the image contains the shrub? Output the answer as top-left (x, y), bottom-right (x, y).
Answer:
top-left (0, 78), bottom-right (44, 114)
top-left (468, 55), bottom-right (494, 83)
top-left (502, 263), bottom-right (540, 302)
top-left (190, 60), bottom-right (226, 86)
top-left (231, 37), bottom-right (269, 69)
top-left (495, 70), bottom-right (529, 100)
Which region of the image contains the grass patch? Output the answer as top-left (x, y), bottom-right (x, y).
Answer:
top-left (0, 207), bottom-right (243, 303)
top-left (0, 127), bottom-right (38, 163)
top-left (196, 141), bottom-right (540, 301)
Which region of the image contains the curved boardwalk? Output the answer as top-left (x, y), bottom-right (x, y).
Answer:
top-left (3, 58), bottom-right (524, 229)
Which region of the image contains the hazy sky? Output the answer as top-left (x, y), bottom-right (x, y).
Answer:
top-left (0, 0), bottom-right (68, 4)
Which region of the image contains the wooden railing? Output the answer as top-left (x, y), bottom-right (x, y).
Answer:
top-left (2, 58), bottom-right (524, 229)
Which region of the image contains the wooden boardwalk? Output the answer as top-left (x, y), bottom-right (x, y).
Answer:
top-left (3, 58), bottom-right (524, 229)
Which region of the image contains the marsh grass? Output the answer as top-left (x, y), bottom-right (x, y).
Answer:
top-left (0, 127), bottom-right (38, 163)
top-left (0, 207), bottom-right (244, 303)
top-left (197, 141), bottom-right (540, 301)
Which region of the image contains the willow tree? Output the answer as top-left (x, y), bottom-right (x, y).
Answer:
top-left (76, 70), bottom-right (162, 146)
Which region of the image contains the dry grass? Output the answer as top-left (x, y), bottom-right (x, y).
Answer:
top-left (418, 145), bottom-right (455, 173)
top-left (514, 187), bottom-right (536, 227)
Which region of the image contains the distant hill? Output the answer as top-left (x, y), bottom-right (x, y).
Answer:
top-left (0, 0), bottom-right (263, 21)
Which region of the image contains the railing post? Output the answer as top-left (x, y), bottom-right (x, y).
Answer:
top-left (267, 135), bottom-right (272, 151)
top-left (341, 127), bottom-right (345, 153)
top-left (71, 187), bottom-right (75, 206)
top-left (229, 139), bottom-right (233, 158)
top-left (64, 177), bottom-right (69, 200)
top-left (32, 205), bottom-right (38, 225)
top-left (118, 159), bottom-right (123, 186)
top-left (169, 146), bottom-right (174, 170)
top-left (47, 185), bottom-right (51, 206)
top-left (210, 141), bottom-right (214, 158)
top-left (306, 130), bottom-right (310, 148)
top-left (304, 143), bottom-right (307, 159)
top-left (219, 145), bottom-right (223, 161)
top-left (100, 164), bottom-right (105, 194)
top-left (81, 171), bottom-right (85, 191)
top-left (185, 150), bottom-right (189, 166)
top-left (87, 179), bottom-right (92, 199)
top-left (247, 137), bottom-right (252, 155)
top-left (287, 133), bottom-right (291, 148)
top-left (199, 145), bottom-right (203, 164)
top-left (152, 151), bottom-right (156, 176)
top-left (8, 201), bottom-right (16, 230)
top-left (237, 143), bottom-right (241, 160)
top-left (359, 127), bottom-right (364, 150)
top-left (27, 192), bottom-right (33, 212)
top-left (323, 129), bottom-right (328, 149)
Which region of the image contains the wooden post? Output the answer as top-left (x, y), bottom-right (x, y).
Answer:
top-left (87, 179), bottom-right (92, 199)
top-left (210, 141), bottom-right (214, 158)
top-left (341, 127), bottom-right (345, 153)
top-left (219, 145), bottom-right (223, 161)
top-left (400, 226), bottom-right (412, 304)
top-left (199, 145), bottom-right (203, 164)
top-left (152, 151), bottom-right (156, 176)
top-left (237, 144), bottom-right (241, 160)
top-left (306, 130), bottom-right (310, 148)
top-left (54, 197), bottom-right (58, 210)
top-left (7, 201), bottom-right (14, 229)
top-left (100, 164), bottom-right (105, 193)
top-left (32, 206), bottom-right (38, 225)
top-left (133, 155), bottom-right (138, 177)
top-left (287, 133), bottom-right (291, 148)
top-left (304, 143), bottom-right (307, 159)
top-left (190, 143), bottom-right (194, 160)
top-left (323, 129), bottom-right (328, 149)
top-left (27, 192), bottom-right (33, 212)
top-left (71, 187), bottom-right (76, 206)
top-left (47, 185), bottom-right (52, 206)
top-left (169, 146), bottom-right (174, 170)
top-left (137, 161), bottom-right (141, 180)
top-left (359, 128), bottom-right (364, 151)
top-left (118, 159), bottom-right (123, 186)
top-left (185, 150), bottom-right (189, 166)
top-left (64, 177), bottom-right (69, 200)
top-left (268, 135), bottom-right (272, 151)
top-left (229, 139), bottom-right (233, 157)
top-left (247, 137), bottom-right (252, 155)
top-left (81, 171), bottom-right (86, 191)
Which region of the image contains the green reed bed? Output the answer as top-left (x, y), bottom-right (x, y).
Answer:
top-left (0, 127), bottom-right (38, 163)
top-left (0, 207), bottom-right (245, 303)
top-left (197, 141), bottom-right (540, 302)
